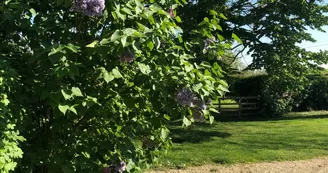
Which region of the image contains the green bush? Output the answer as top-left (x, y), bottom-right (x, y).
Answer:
top-left (228, 73), bottom-right (267, 96)
top-left (296, 75), bottom-right (328, 111)
top-left (0, 0), bottom-right (231, 172)
top-left (228, 73), bottom-right (309, 117)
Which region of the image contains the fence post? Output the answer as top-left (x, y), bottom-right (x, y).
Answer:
top-left (238, 98), bottom-right (242, 118)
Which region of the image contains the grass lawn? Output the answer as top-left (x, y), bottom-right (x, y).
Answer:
top-left (153, 111), bottom-right (328, 169)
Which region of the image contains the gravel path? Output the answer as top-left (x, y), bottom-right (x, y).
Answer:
top-left (148, 156), bottom-right (328, 173)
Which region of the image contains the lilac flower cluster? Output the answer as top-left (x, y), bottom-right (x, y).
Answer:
top-left (168, 7), bottom-right (175, 18)
top-left (176, 88), bottom-right (196, 107)
top-left (115, 161), bottom-right (126, 172)
top-left (193, 109), bottom-right (205, 122)
top-left (73, 0), bottom-right (105, 17)
top-left (103, 161), bottom-right (126, 173)
top-left (104, 167), bottom-right (111, 173)
top-left (204, 37), bottom-right (216, 50)
top-left (119, 51), bottom-right (135, 63)
top-left (176, 88), bottom-right (207, 110)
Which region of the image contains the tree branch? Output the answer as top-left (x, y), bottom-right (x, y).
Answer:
top-left (230, 46), bottom-right (247, 65)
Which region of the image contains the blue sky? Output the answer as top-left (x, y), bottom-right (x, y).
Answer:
top-left (298, 26), bottom-right (328, 52)
top-left (242, 26), bottom-right (328, 66)
top-left (241, 0), bottom-right (328, 67)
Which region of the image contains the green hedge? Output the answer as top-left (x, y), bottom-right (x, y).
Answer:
top-left (227, 73), bottom-right (326, 116)
top-left (296, 75), bottom-right (328, 111)
top-left (227, 73), bottom-right (266, 97)
top-left (229, 72), bottom-right (328, 116)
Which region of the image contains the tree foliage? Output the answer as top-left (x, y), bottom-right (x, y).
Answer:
top-left (179, 0), bottom-right (328, 114)
top-left (0, 0), bottom-right (231, 172)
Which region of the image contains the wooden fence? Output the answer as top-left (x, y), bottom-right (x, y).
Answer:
top-left (217, 96), bottom-right (260, 117)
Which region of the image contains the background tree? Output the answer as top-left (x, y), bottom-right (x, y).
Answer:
top-left (178, 0), bottom-right (328, 115)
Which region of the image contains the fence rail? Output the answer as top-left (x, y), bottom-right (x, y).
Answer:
top-left (216, 96), bottom-right (260, 117)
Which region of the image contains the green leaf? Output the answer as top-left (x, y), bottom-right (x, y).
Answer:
top-left (112, 68), bottom-right (123, 78)
top-left (164, 114), bottom-right (170, 120)
top-left (103, 71), bottom-right (114, 83)
top-left (209, 108), bottom-right (219, 113)
top-left (183, 116), bottom-right (192, 127)
top-left (126, 159), bottom-right (136, 172)
top-left (232, 33), bottom-right (242, 44)
top-left (4, 162), bottom-right (16, 171)
top-left (147, 41), bottom-right (154, 51)
top-left (111, 30), bottom-right (122, 42)
top-left (209, 115), bottom-right (215, 124)
top-left (178, 35), bottom-right (183, 43)
top-left (123, 28), bottom-right (137, 36)
top-left (210, 10), bottom-right (218, 16)
top-left (48, 45), bottom-right (65, 56)
top-left (161, 128), bottom-right (169, 140)
top-left (61, 89), bottom-right (72, 100)
top-left (71, 87), bottom-right (83, 97)
top-left (153, 37), bottom-right (161, 50)
top-left (175, 16), bottom-right (182, 23)
top-left (138, 63), bottom-right (151, 74)
top-left (121, 36), bottom-right (128, 47)
top-left (86, 40), bottom-right (99, 48)
top-left (0, 157), bottom-right (5, 168)
top-left (58, 104), bottom-right (70, 115)
top-left (121, 7), bottom-right (133, 15)
top-left (217, 84), bottom-right (229, 92)
top-left (65, 44), bottom-right (80, 53)
top-left (69, 106), bottom-right (78, 115)
top-left (29, 8), bottom-right (36, 16)
top-left (204, 69), bottom-right (211, 76)
top-left (219, 13), bottom-right (228, 20)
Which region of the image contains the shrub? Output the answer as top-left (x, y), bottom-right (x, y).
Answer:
top-left (228, 72), bottom-right (309, 117)
top-left (296, 75), bottom-right (328, 111)
top-left (0, 0), bottom-right (231, 172)
top-left (227, 73), bottom-right (267, 96)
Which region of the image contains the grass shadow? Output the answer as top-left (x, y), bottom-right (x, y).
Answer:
top-left (170, 127), bottom-right (232, 144)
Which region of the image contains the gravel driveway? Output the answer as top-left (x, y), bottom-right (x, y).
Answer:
top-left (148, 156), bottom-right (328, 173)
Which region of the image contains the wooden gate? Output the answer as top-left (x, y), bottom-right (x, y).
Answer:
top-left (217, 96), bottom-right (260, 117)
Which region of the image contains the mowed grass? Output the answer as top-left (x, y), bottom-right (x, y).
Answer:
top-left (153, 111), bottom-right (328, 169)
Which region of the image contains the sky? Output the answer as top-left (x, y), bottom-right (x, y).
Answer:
top-left (241, 26), bottom-right (328, 67)
top-left (298, 26), bottom-right (328, 52)
top-left (241, 0), bottom-right (328, 67)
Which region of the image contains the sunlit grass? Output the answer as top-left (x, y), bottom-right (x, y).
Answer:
top-left (153, 111), bottom-right (328, 169)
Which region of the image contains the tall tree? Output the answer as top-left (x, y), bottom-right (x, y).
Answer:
top-left (180, 0), bottom-right (328, 72)
top-left (179, 0), bottom-right (328, 114)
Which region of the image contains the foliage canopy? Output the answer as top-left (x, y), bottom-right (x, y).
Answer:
top-left (0, 0), bottom-right (230, 172)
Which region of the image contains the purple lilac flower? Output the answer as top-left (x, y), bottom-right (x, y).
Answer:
top-left (204, 37), bottom-right (216, 50)
top-left (176, 88), bottom-right (196, 107)
top-left (120, 51), bottom-right (135, 63)
top-left (201, 103), bottom-right (207, 110)
top-left (193, 109), bottom-right (205, 122)
top-left (168, 8), bottom-right (175, 18)
top-left (104, 167), bottom-right (111, 173)
top-left (115, 161), bottom-right (126, 172)
top-left (193, 98), bottom-right (207, 110)
top-left (73, 0), bottom-right (105, 17)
